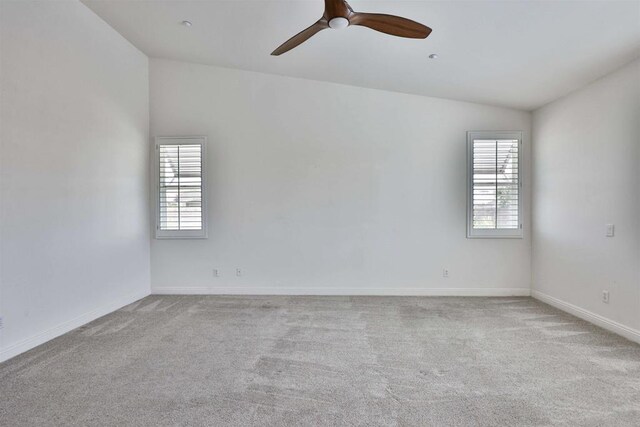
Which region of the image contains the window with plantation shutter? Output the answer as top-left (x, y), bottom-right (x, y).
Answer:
top-left (467, 131), bottom-right (522, 238)
top-left (155, 136), bottom-right (207, 239)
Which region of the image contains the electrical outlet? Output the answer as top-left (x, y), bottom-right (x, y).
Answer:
top-left (443, 269), bottom-right (449, 278)
top-left (213, 269), bottom-right (220, 277)
top-left (606, 224), bottom-right (615, 237)
top-left (236, 268), bottom-right (242, 277)
top-left (602, 290), bottom-right (610, 304)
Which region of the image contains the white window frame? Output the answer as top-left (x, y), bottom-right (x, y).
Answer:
top-left (154, 136), bottom-right (208, 239)
top-left (467, 131), bottom-right (523, 239)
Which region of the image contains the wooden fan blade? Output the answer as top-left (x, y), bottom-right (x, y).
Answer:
top-left (271, 19), bottom-right (329, 56)
top-left (349, 13), bottom-right (432, 39)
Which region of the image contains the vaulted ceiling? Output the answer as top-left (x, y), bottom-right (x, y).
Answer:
top-left (83, 0), bottom-right (640, 110)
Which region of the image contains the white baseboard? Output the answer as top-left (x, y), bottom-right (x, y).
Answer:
top-left (532, 290), bottom-right (640, 345)
top-left (0, 290), bottom-right (150, 363)
top-left (152, 286), bottom-right (531, 297)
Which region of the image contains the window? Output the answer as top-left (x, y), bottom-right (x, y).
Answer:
top-left (155, 136), bottom-right (207, 239)
top-left (467, 131), bottom-right (522, 238)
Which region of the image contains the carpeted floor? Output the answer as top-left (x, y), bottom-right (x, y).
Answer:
top-left (1, 296), bottom-right (640, 426)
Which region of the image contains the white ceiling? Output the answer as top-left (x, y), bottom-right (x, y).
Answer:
top-left (82, 0), bottom-right (640, 110)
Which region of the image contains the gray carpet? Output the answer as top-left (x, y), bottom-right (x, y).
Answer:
top-left (1, 296), bottom-right (640, 426)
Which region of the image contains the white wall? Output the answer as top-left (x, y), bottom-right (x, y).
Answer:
top-left (0, 1), bottom-right (150, 361)
top-left (150, 59), bottom-right (531, 295)
top-left (532, 59), bottom-right (640, 341)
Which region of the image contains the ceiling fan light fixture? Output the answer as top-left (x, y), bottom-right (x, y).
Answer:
top-left (328, 17), bottom-right (349, 29)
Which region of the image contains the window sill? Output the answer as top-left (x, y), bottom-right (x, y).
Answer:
top-left (466, 231), bottom-right (523, 239)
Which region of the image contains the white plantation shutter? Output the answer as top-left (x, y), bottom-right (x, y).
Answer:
top-left (155, 137), bottom-right (207, 239)
top-left (467, 131), bottom-right (522, 238)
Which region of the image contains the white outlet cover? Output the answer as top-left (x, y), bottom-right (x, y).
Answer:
top-left (606, 224), bottom-right (615, 237)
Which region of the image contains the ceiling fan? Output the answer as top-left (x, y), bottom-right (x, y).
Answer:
top-left (271, 0), bottom-right (432, 56)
